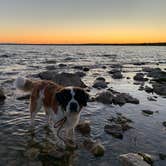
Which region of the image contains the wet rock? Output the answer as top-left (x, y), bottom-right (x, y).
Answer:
top-left (147, 96), bottom-right (156, 101)
top-left (144, 86), bottom-right (153, 93)
top-left (73, 65), bottom-right (83, 70)
top-left (24, 148), bottom-right (40, 160)
top-left (16, 94), bottom-right (30, 100)
top-left (133, 73), bottom-right (148, 81)
top-left (44, 59), bottom-right (56, 64)
top-left (0, 89), bottom-right (6, 102)
top-left (102, 66), bottom-right (107, 69)
top-left (45, 65), bottom-right (56, 70)
top-left (83, 67), bottom-right (90, 72)
top-left (39, 71), bottom-right (86, 88)
top-left (110, 64), bottom-right (123, 68)
top-left (92, 78), bottom-right (107, 89)
top-left (95, 90), bottom-right (139, 105)
top-left (133, 62), bottom-right (146, 66)
top-left (112, 72), bottom-right (123, 79)
top-left (142, 110), bottom-right (154, 115)
top-left (138, 152), bottom-right (154, 165)
top-left (104, 124), bottom-right (123, 139)
top-left (113, 93), bottom-right (139, 105)
top-left (83, 138), bottom-right (105, 157)
top-left (162, 121), bottom-right (166, 127)
top-left (58, 63), bottom-right (67, 67)
top-left (159, 153), bottom-right (166, 160)
top-left (108, 69), bottom-right (123, 79)
top-left (75, 71), bottom-right (86, 77)
top-left (119, 153), bottom-right (150, 166)
top-left (76, 120), bottom-right (91, 134)
top-left (126, 77), bottom-right (131, 79)
top-left (152, 82), bottom-right (166, 96)
top-left (95, 91), bottom-right (114, 104)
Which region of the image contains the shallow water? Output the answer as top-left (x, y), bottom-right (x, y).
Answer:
top-left (0, 45), bottom-right (166, 166)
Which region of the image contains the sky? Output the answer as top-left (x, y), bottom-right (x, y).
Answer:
top-left (0, 0), bottom-right (166, 44)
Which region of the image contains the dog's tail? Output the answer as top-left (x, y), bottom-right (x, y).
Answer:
top-left (14, 77), bottom-right (34, 92)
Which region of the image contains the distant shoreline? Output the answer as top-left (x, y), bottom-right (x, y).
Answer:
top-left (0, 43), bottom-right (166, 46)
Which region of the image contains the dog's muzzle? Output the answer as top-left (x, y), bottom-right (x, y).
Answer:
top-left (69, 102), bottom-right (78, 112)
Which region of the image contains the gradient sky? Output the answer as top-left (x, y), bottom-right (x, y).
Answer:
top-left (0, 0), bottom-right (166, 44)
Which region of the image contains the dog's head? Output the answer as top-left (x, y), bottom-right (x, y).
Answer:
top-left (55, 87), bottom-right (89, 114)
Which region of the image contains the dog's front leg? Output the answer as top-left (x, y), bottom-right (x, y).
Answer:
top-left (66, 128), bottom-right (75, 141)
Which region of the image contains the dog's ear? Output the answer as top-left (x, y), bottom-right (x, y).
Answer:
top-left (55, 91), bottom-right (64, 105)
top-left (75, 89), bottom-right (89, 106)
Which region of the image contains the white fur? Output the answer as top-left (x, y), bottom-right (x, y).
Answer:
top-left (14, 77), bottom-right (26, 90)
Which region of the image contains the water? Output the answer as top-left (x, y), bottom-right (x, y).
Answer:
top-left (0, 45), bottom-right (166, 165)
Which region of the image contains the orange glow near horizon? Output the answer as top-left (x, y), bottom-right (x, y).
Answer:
top-left (1, 28), bottom-right (166, 44)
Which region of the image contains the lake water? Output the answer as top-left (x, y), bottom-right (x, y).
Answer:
top-left (0, 45), bottom-right (166, 166)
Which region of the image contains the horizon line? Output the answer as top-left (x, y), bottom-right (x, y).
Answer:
top-left (0, 42), bottom-right (166, 46)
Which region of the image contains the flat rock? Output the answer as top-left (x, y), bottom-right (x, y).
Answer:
top-left (93, 78), bottom-right (108, 89)
top-left (39, 71), bottom-right (86, 88)
top-left (76, 120), bottom-right (91, 134)
top-left (152, 82), bottom-right (166, 96)
top-left (119, 153), bottom-right (150, 166)
top-left (83, 138), bottom-right (105, 157)
top-left (133, 73), bottom-right (148, 81)
top-left (142, 110), bottom-right (154, 115)
top-left (95, 91), bottom-right (114, 104)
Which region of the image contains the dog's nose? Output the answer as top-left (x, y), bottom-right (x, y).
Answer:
top-left (69, 102), bottom-right (78, 112)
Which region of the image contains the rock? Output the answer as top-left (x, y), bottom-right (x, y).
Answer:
top-left (142, 110), bottom-right (154, 115)
top-left (44, 59), bottom-right (56, 64)
top-left (108, 69), bottom-right (121, 74)
top-left (110, 64), bottom-right (122, 68)
top-left (133, 73), bottom-right (148, 81)
top-left (76, 120), bottom-right (91, 134)
top-left (16, 94), bottom-right (30, 100)
top-left (119, 153), bottom-right (150, 166)
top-left (147, 96), bottom-right (156, 101)
top-left (102, 66), bottom-right (107, 69)
top-left (73, 65), bottom-right (83, 70)
top-left (58, 63), bottom-right (67, 67)
top-left (162, 121), bottom-right (166, 127)
top-left (83, 67), bottom-right (90, 72)
top-left (138, 153), bottom-right (154, 165)
top-left (108, 69), bottom-right (123, 79)
top-left (152, 82), bottom-right (166, 96)
top-left (144, 86), bottom-right (153, 93)
top-left (0, 89), bottom-right (6, 102)
top-left (75, 71), bottom-right (86, 77)
top-left (39, 71), bottom-right (86, 88)
top-left (95, 91), bottom-right (114, 104)
top-left (133, 62), bottom-right (146, 66)
top-left (45, 65), bottom-right (56, 70)
top-left (93, 81), bottom-right (107, 89)
top-left (104, 124), bottom-right (123, 139)
top-left (113, 93), bottom-right (139, 105)
top-left (24, 148), bottom-right (40, 160)
top-left (83, 138), bottom-right (105, 157)
top-left (96, 77), bottom-right (106, 82)
top-left (112, 72), bottom-right (123, 79)
top-left (159, 153), bottom-right (166, 160)
top-left (126, 77), bottom-right (131, 79)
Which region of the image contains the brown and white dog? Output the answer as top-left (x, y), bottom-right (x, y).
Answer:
top-left (14, 77), bottom-right (89, 140)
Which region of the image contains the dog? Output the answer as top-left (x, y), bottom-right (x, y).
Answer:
top-left (14, 77), bottom-right (89, 141)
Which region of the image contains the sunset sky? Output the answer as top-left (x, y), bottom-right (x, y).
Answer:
top-left (0, 0), bottom-right (166, 44)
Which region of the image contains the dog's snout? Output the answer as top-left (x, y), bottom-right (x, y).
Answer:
top-left (69, 102), bottom-right (78, 112)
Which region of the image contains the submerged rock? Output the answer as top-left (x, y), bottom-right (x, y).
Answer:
top-left (162, 121), bottom-right (166, 127)
top-left (104, 124), bottom-right (123, 139)
top-left (76, 120), bottom-right (91, 134)
top-left (105, 114), bottom-right (133, 139)
top-left (16, 94), bottom-right (30, 100)
top-left (24, 147), bottom-right (40, 160)
top-left (0, 89), bottom-right (6, 102)
top-left (83, 138), bottom-right (105, 157)
top-left (108, 69), bottom-right (123, 79)
top-left (133, 73), bottom-right (148, 81)
top-left (159, 153), bottom-right (166, 160)
top-left (119, 153), bottom-right (150, 166)
top-left (144, 86), bottom-right (153, 93)
top-left (39, 71), bottom-right (86, 87)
